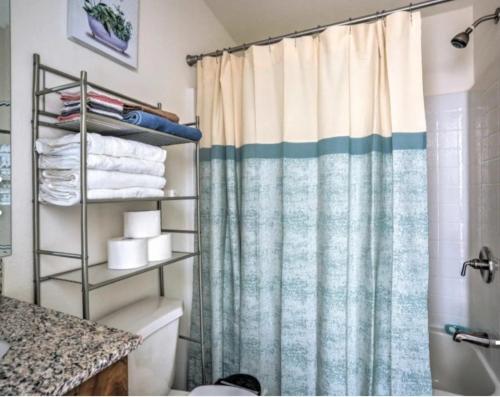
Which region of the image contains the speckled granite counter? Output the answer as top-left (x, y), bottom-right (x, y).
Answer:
top-left (0, 297), bottom-right (142, 395)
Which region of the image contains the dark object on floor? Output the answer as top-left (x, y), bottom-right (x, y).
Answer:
top-left (215, 374), bottom-right (261, 395)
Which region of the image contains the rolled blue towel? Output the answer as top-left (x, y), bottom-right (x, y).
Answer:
top-left (123, 110), bottom-right (202, 141)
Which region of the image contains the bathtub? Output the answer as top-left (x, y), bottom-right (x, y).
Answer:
top-left (430, 327), bottom-right (500, 395)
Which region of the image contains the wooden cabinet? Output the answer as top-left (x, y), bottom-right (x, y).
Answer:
top-left (66, 358), bottom-right (128, 396)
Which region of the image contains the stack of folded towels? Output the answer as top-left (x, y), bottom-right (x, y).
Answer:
top-left (35, 133), bottom-right (167, 206)
top-left (58, 91), bottom-right (124, 122)
top-left (56, 90), bottom-right (203, 141)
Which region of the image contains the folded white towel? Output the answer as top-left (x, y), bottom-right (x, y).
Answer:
top-left (39, 184), bottom-right (165, 206)
top-left (36, 133), bottom-right (166, 163)
top-left (39, 153), bottom-right (165, 177)
top-left (41, 169), bottom-right (166, 190)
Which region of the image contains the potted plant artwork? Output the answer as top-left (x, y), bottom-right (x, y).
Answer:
top-left (83, 0), bottom-right (133, 53)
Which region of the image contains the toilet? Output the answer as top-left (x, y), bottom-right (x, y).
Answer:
top-left (99, 296), bottom-right (256, 396)
top-left (99, 296), bottom-right (183, 396)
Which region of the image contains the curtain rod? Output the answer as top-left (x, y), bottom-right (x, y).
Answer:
top-left (186, 0), bottom-right (455, 66)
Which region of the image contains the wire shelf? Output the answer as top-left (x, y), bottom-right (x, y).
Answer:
top-left (32, 54), bottom-right (207, 383)
top-left (45, 251), bottom-right (198, 290)
top-left (38, 196), bottom-right (199, 206)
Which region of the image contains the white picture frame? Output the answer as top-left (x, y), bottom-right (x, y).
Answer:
top-left (67, 0), bottom-right (139, 69)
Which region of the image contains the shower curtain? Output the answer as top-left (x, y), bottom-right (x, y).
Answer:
top-left (188, 11), bottom-right (431, 396)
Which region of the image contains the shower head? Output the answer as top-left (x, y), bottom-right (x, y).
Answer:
top-left (451, 8), bottom-right (500, 49)
top-left (451, 27), bottom-right (473, 49)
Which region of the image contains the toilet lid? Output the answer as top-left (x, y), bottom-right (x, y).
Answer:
top-left (98, 296), bottom-right (183, 338)
top-left (189, 385), bottom-right (256, 396)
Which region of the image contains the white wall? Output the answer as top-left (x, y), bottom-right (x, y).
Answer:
top-left (473, 0), bottom-right (500, 81)
top-left (422, 6), bottom-right (474, 96)
top-left (3, 0), bottom-right (234, 390)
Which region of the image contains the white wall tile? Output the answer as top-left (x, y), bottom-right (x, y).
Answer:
top-left (438, 149), bottom-right (460, 168)
top-left (426, 91), bottom-right (469, 328)
top-left (438, 131), bottom-right (459, 149)
top-left (438, 166), bottom-right (460, 186)
top-left (439, 222), bottom-right (466, 242)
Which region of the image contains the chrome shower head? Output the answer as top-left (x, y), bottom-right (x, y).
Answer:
top-left (451, 8), bottom-right (500, 49)
top-left (451, 27), bottom-right (473, 49)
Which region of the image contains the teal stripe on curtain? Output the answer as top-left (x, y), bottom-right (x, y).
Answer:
top-left (188, 145), bottom-right (431, 395)
top-left (199, 133), bottom-right (426, 161)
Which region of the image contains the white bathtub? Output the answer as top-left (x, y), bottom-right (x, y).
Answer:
top-left (430, 327), bottom-right (500, 395)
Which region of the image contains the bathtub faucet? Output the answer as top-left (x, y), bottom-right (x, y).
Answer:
top-left (453, 330), bottom-right (500, 348)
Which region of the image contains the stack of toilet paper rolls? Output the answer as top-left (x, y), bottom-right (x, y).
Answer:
top-left (108, 210), bottom-right (172, 270)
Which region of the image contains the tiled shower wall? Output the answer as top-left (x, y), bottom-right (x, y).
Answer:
top-left (426, 92), bottom-right (469, 328)
top-left (468, 57), bottom-right (500, 342)
top-left (467, 49), bottom-right (500, 375)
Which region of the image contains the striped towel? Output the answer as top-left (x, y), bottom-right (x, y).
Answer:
top-left (58, 90), bottom-right (124, 121)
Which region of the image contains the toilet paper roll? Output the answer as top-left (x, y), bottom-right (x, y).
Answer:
top-left (108, 237), bottom-right (148, 270)
top-left (147, 233), bottom-right (172, 262)
top-left (124, 210), bottom-right (161, 238)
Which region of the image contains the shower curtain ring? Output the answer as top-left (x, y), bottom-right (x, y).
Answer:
top-left (268, 37), bottom-right (272, 52)
top-left (409, 3), bottom-right (414, 21)
top-left (312, 25), bottom-right (321, 39)
top-left (381, 10), bottom-right (387, 26)
top-left (294, 31), bottom-right (298, 47)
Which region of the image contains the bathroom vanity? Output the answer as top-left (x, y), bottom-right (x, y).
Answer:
top-left (0, 297), bottom-right (141, 395)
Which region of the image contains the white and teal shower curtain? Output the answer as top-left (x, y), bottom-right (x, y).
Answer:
top-left (188, 11), bottom-right (431, 396)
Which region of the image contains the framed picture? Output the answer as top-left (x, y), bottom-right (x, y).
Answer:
top-left (67, 0), bottom-right (139, 69)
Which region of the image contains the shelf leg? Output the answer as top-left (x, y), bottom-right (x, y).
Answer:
top-left (157, 200), bottom-right (165, 297)
top-left (32, 54), bottom-right (41, 306)
top-left (158, 267), bottom-right (165, 297)
top-left (156, 101), bottom-right (165, 298)
top-left (80, 71), bottom-right (90, 320)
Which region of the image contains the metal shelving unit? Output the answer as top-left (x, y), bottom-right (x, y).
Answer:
top-left (31, 54), bottom-right (205, 381)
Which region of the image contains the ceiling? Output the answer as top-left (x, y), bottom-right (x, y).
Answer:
top-left (203, 0), bottom-right (474, 44)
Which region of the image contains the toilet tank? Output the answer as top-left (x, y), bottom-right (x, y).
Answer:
top-left (98, 296), bottom-right (183, 396)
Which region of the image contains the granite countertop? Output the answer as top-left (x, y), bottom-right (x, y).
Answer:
top-left (0, 297), bottom-right (142, 395)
